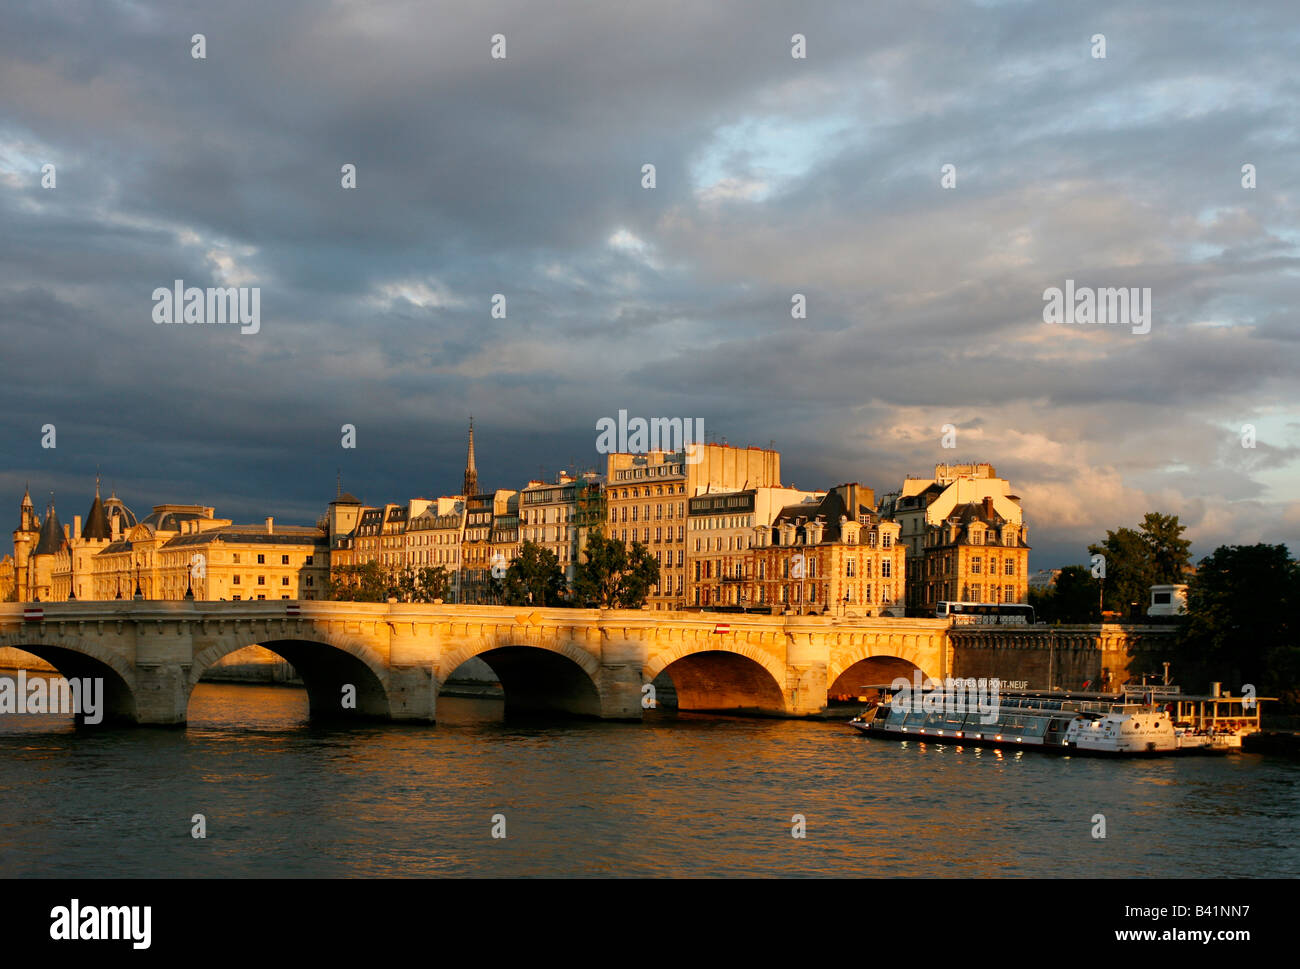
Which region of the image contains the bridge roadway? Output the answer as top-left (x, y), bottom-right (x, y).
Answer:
top-left (0, 601), bottom-right (951, 725)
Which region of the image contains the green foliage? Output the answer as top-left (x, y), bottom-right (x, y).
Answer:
top-left (501, 541), bottom-right (567, 606)
top-left (572, 530), bottom-right (660, 608)
top-left (1029, 565), bottom-right (1101, 623)
top-left (1088, 511), bottom-right (1191, 613)
top-left (1141, 512), bottom-right (1193, 584)
top-left (326, 561), bottom-right (388, 601)
top-left (1179, 544), bottom-right (1300, 706)
top-left (327, 562), bottom-right (451, 603)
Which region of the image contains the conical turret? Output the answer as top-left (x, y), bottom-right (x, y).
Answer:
top-left (82, 475), bottom-right (111, 540)
top-left (34, 499), bottom-right (67, 556)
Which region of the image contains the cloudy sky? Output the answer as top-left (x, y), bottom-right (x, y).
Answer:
top-left (2, 0), bottom-right (1297, 570)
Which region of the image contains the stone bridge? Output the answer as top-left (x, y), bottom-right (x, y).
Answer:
top-left (0, 601), bottom-right (952, 725)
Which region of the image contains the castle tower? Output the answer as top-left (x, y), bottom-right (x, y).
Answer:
top-left (28, 498), bottom-right (67, 601)
top-left (12, 485), bottom-right (40, 601)
top-left (463, 418), bottom-right (479, 497)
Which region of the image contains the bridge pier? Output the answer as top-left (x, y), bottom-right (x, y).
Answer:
top-left (594, 636), bottom-right (646, 720)
top-left (783, 628), bottom-right (830, 715)
top-left (133, 663), bottom-right (190, 725)
top-left (387, 665), bottom-right (437, 721)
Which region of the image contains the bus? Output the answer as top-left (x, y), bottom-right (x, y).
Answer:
top-left (936, 601), bottom-right (1036, 625)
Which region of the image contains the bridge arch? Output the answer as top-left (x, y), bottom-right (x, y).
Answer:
top-left (189, 632), bottom-right (392, 720)
top-left (828, 655), bottom-right (928, 699)
top-left (645, 644), bottom-right (789, 715)
top-left (0, 636), bottom-right (138, 723)
top-left (438, 640), bottom-right (603, 718)
top-left (827, 638), bottom-right (940, 692)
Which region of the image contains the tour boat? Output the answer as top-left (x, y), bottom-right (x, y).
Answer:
top-left (848, 684), bottom-right (1266, 757)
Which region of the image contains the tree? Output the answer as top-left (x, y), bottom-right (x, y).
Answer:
top-left (1089, 512), bottom-right (1193, 615)
top-left (1088, 527), bottom-right (1153, 614)
top-left (413, 566), bottom-right (451, 602)
top-left (326, 561), bottom-right (389, 602)
top-left (1140, 512), bottom-right (1192, 584)
top-left (327, 563), bottom-right (451, 603)
top-left (1179, 544), bottom-right (1300, 706)
top-left (1030, 565), bottom-right (1101, 624)
top-left (501, 542), bottom-right (567, 606)
top-left (617, 541), bottom-right (661, 608)
top-left (572, 530), bottom-right (660, 608)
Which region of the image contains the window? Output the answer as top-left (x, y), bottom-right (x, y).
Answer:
top-left (258, 576), bottom-right (266, 585)
top-left (846, 559), bottom-right (856, 577)
top-left (305, 555), bottom-right (313, 565)
top-left (1004, 559), bottom-right (1015, 576)
top-left (306, 576), bottom-right (314, 587)
top-left (971, 556), bottom-right (982, 574)
top-left (1005, 584), bottom-right (1014, 602)
top-left (281, 577), bottom-right (290, 586)
top-left (232, 553), bottom-right (241, 564)
top-left (882, 560), bottom-right (892, 578)
top-left (281, 555), bottom-right (290, 565)
top-left (232, 575), bottom-right (241, 585)
top-left (882, 533), bottom-right (892, 548)
top-left (257, 554), bottom-right (265, 564)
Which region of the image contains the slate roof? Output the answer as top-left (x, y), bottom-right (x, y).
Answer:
top-left (34, 506), bottom-right (67, 555)
top-left (82, 492), bottom-right (111, 540)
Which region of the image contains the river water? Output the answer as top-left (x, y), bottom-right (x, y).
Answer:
top-left (1, 682), bottom-right (1297, 878)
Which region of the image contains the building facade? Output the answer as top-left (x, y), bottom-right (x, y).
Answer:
top-left (604, 444), bottom-right (782, 610)
top-left (878, 462), bottom-right (1027, 613)
top-left (11, 483), bottom-right (329, 602)
top-left (916, 496), bottom-right (1030, 609)
top-left (685, 486), bottom-right (823, 609)
top-left (749, 483), bottom-right (905, 616)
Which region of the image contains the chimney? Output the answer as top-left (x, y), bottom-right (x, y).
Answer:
top-left (74, 515), bottom-right (82, 536)
top-left (112, 517), bottom-right (121, 541)
top-left (63, 523), bottom-right (71, 541)
top-left (265, 517), bottom-right (273, 534)
top-left (983, 496), bottom-right (994, 518)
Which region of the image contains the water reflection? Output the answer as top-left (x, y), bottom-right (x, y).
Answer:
top-left (0, 682), bottom-right (1297, 878)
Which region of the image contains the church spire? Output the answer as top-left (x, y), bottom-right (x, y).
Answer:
top-left (463, 417), bottom-right (478, 497)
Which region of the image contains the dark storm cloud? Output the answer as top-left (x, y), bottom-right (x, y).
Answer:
top-left (1, 0), bottom-right (1297, 566)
